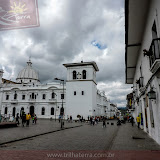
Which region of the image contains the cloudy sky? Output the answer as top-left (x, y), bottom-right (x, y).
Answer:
top-left (0, 0), bottom-right (132, 107)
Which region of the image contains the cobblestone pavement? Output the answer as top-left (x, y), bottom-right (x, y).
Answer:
top-left (0, 119), bottom-right (82, 144)
top-left (2, 120), bottom-right (160, 150)
top-left (1, 120), bottom-right (160, 160)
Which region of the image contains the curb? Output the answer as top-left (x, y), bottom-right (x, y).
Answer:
top-left (0, 125), bottom-right (83, 146)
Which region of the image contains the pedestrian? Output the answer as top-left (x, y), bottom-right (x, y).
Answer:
top-left (70, 115), bottom-right (72, 123)
top-left (130, 116), bottom-right (134, 126)
top-left (92, 117), bottom-right (95, 126)
top-left (32, 114), bottom-right (35, 124)
top-left (90, 117), bottom-right (92, 125)
top-left (22, 112), bottom-right (26, 127)
top-left (4, 114), bottom-right (7, 122)
top-left (136, 115), bottom-right (140, 128)
top-left (102, 119), bottom-right (106, 128)
top-left (59, 115), bottom-right (61, 123)
top-left (16, 113), bottom-right (20, 125)
top-left (34, 114), bottom-right (37, 124)
top-left (26, 113), bottom-right (31, 126)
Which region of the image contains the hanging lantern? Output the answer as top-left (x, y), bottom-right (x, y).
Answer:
top-left (148, 88), bottom-right (156, 99)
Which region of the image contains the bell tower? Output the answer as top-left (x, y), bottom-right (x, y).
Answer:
top-left (63, 61), bottom-right (99, 119)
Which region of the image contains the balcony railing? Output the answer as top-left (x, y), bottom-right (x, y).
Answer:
top-left (149, 38), bottom-right (160, 67)
top-left (49, 98), bottom-right (56, 103)
top-left (28, 99), bottom-right (36, 102)
top-left (11, 99), bottom-right (18, 104)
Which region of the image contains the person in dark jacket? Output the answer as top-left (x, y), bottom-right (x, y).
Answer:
top-left (21, 112), bottom-right (26, 127)
top-left (16, 113), bottom-right (20, 125)
top-left (131, 116), bottom-right (134, 126)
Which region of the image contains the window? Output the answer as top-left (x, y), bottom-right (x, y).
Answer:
top-left (52, 92), bottom-right (55, 99)
top-left (61, 94), bottom-right (64, 99)
top-left (30, 80), bottom-right (31, 82)
top-left (51, 107), bottom-right (54, 115)
top-left (6, 95), bottom-right (9, 100)
top-left (74, 91), bottom-right (76, 95)
top-left (42, 94), bottom-right (46, 99)
top-left (32, 93), bottom-right (34, 99)
top-left (4, 107), bottom-right (8, 114)
top-left (82, 70), bottom-right (86, 79)
top-left (73, 71), bottom-right (77, 79)
top-left (22, 95), bottom-right (25, 100)
top-left (14, 93), bottom-right (17, 100)
top-left (82, 91), bottom-right (84, 95)
top-left (42, 107), bottom-right (45, 115)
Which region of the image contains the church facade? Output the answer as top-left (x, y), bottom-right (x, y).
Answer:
top-left (0, 60), bottom-right (116, 120)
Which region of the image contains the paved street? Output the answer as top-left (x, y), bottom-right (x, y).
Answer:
top-left (0, 120), bottom-right (160, 159)
top-left (0, 119), bottom-right (82, 145)
top-left (1, 120), bottom-right (160, 150)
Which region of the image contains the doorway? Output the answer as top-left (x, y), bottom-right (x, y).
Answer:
top-left (12, 107), bottom-right (16, 117)
top-left (30, 106), bottom-right (34, 116)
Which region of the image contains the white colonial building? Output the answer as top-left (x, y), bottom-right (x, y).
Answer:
top-left (0, 60), bottom-right (66, 119)
top-left (125, 0), bottom-right (160, 144)
top-left (0, 60), bottom-right (116, 120)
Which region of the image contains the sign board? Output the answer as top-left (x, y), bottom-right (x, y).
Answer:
top-left (0, 0), bottom-right (39, 31)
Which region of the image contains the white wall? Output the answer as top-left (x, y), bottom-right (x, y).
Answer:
top-left (132, 0), bottom-right (160, 144)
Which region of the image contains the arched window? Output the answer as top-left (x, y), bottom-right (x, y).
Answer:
top-left (32, 93), bottom-right (34, 99)
top-left (73, 71), bottom-right (77, 79)
top-left (82, 70), bottom-right (86, 79)
top-left (4, 107), bottom-right (8, 114)
top-left (52, 92), bottom-right (55, 99)
top-left (42, 107), bottom-right (45, 115)
top-left (51, 107), bottom-right (54, 115)
top-left (14, 93), bottom-right (17, 99)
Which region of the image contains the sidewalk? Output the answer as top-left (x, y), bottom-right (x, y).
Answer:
top-left (0, 119), bottom-right (82, 145)
top-left (110, 121), bottom-right (160, 150)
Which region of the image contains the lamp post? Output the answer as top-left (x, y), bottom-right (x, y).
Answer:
top-left (54, 78), bottom-right (65, 128)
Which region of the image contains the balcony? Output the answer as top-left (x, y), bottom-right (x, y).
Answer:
top-left (49, 98), bottom-right (56, 103)
top-left (148, 38), bottom-right (160, 77)
top-left (11, 99), bottom-right (18, 104)
top-left (28, 99), bottom-right (36, 102)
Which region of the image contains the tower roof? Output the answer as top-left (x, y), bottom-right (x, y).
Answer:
top-left (63, 61), bottom-right (99, 71)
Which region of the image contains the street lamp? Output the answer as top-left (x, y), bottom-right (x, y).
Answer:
top-left (54, 78), bottom-right (65, 128)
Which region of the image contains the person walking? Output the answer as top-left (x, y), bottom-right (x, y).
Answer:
top-left (130, 116), bottom-right (134, 126)
top-left (16, 113), bottom-right (20, 125)
top-left (102, 119), bottom-right (106, 128)
top-left (136, 115), bottom-right (140, 128)
top-left (70, 116), bottom-right (72, 123)
top-left (34, 114), bottom-right (37, 124)
top-left (22, 112), bottom-right (26, 127)
top-left (26, 113), bottom-right (31, 127)
top-left (92, 117), bottom-right (95, 126)
top-left (32, 114), bottom-right (35, 124)
top-left (59, 115), bottom-right (61, 123)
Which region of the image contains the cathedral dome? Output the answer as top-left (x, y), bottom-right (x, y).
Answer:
top-left (16, 60), bottom-right (39, 83)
